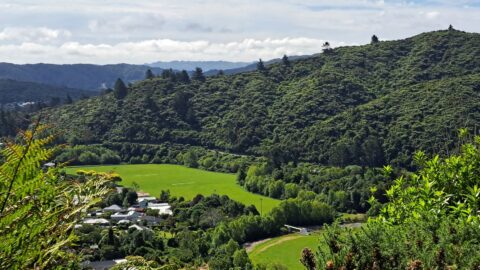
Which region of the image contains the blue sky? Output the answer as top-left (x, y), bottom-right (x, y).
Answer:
top-left (0, 0), bottom-right (479, 64)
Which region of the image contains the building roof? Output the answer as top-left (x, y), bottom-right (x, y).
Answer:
top-left (147, 203), bottom-right (173, 215)
top-left (83, 218), bottom-right (110, 225)
top-left (103, 204), bottom-right (122, 211)
top-left (138, 196), bottom-right (157, 202)
top-left (112, 211), bottom-right (140, 218)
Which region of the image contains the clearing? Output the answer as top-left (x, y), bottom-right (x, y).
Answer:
top-left (66, 164), bottom-right (280, 214)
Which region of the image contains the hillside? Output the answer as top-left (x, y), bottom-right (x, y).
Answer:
top-left (0, 63), bottom-right (163, 90)
top-left (0, 79), bottom-right (96, 105)
top-left (45, 29), bottom-right (480, 168)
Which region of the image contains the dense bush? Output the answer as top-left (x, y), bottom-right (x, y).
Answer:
top-left (46, 30), bottom-right (480, 169)
top-left (56, 145), bottom-right (121, 165)
top-left (315, 134), bottom-right (480, 269)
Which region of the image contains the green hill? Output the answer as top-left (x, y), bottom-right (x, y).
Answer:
top-left (0, 79), bottom-right (95, 105)
top-left (45, 29), bottom-right (480, 168)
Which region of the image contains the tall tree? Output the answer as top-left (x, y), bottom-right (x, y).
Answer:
top-left (178, 70), bottom-right (190, 83)
top-left (322, 42), bottom-right (332, 53)
top-left (371, 34), bottom-right (379, 44)
top-left (257, 59), bottom-right (266, 71)
top-left (145, 69), bottom-right (155, 79)
top-left (282, 54), bottom-right (290, 66)
top-left (192, 67), bottom-right (206, 82)
top-left (113, 78), bottom-right (128, 99)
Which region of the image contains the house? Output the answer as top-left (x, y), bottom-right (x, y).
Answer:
top-left (138, 197), bottom-right (157, 208)
top-left (103, 204), bottom-right (122, 212)
top-left (138, 215), bottom-right (162, 226)
top-left (147, 202), bottom-right (173, 215)
top-left (128, 206), bottom-right (145, 212)
top-left (136, 191), bottom-right (150, 197)
top-left (111, 211), bottom-right (141, 221)
top-left (83, 218), bottom-right (110, 226)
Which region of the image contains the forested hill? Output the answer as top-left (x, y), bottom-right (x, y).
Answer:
top-left (0, 79), bottom-right (95, 105)
top-left (0, 63), bottom-right (163, 90)
top-left (45, 29), bottom-right (480, 168)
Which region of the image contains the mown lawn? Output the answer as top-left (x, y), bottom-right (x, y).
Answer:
top-left (66, 164), bottom-right (279, 214)
top-left (248, 231), bottom-right (323, 270)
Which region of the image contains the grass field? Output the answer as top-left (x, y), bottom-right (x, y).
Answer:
top-left (248, 232), bottom-right (323, 270)
top-left (66, 164), bottom-right (280, 214)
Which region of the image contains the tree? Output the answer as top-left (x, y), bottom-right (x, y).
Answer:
top-left (145, 69), bottom-right (155, 79)
top-left (113, 78), bottom-right (128, 99)
top-left (371, 34), bottom-right (379, 44)
top-left (233, 249), bottom-right (252, 268)
top-left (65, 94), bottom-right (73, 104)
top-left (126, 190), bottom-right (138, 206)
top-left (448, 24), bottom-right (454, 31)
top-left (192, 67), bottom-right (205, 82)
top-left (160, 189), bottom-right (170, 202)
top-left (0, 123), bottom-right (112, 269)
top-left (282, 54), bottom-right (290, 66)
top-left (178, 70), bottom-right (190, 83)
top-left (322, 41), bottom-right (331, 53)
top-left (257, 58), bottom-right (266, 71)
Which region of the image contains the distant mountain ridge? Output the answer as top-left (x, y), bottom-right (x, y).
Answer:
top-left (146, 60), bottom-right (252, 72)
top-left (0, 63), bottom-right (163, 91)
top-left (0, 79), bottom-right (96, 105)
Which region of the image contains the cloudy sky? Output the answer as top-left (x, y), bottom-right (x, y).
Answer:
top-left (0, 0), bottom-right (479, 64)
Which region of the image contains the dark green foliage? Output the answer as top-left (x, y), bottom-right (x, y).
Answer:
top-left (316, 136), bottom-right (480, 269)
top-left (371, 34), bottom-right (379, 44)
top-left (192, 67), bottom-right (205, 82)
top-left (45, 30), bottom-right (480, 169)
top-left (113, 78), bottom-right (128, 99)
top-left (145, 69), bottom-right (155, 80)
top-left (0, 78), bottom-right (95, 105)
top-left (282, 55), bottom-right (290, 66)
top-left (56, 145), bottom-right (121, 165)
top-left (257, 58), bottom-right (266, 71)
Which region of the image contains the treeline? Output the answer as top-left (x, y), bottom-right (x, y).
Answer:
top-left (56, 142), bottom-right (257, 173)
top-left (239, 161), bottom-right (393, 213)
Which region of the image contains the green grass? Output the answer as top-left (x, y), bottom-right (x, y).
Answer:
top-left (248, 232), bottom-right (323, 270)
top-left (66, 164), bottom-right (280, 214)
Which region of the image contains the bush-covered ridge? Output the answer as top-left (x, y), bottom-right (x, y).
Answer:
top-left (45, 29), bottom-right (480, 168)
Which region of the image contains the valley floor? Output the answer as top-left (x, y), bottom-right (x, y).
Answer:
top-left (66, 164), bottom-right (280, 214)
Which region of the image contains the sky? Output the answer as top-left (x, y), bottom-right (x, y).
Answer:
top-left (0, 0), bottom-right (479, 64)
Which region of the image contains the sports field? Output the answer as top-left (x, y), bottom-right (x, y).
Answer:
top-left (66, 164), bottom-right (279, 214)
top-left (248, 231), bottom-right (322, 270)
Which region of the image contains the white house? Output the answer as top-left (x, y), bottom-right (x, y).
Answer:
top-left (147, 203), bottom-right (173, 215)
top-left (83, 218), bottom-right (110, 226)
top-left (111, 211), bottom-right (141, 221)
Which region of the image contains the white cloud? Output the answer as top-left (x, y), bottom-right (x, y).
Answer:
top-left (0, 0), bottom-right (478, 63)
top-left (0, 27), bottom-right (71, 43)
top-left (425, 11), bottom-right (440, 19)
top-left (0, 37), bottom-right (346, 64)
